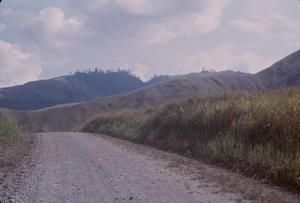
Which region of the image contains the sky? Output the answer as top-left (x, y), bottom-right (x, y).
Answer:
top-left (0, 0), bottom-right (300, 87)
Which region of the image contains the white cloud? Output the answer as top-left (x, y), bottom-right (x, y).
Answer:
top-left (21, 7), bottom-right (83, 48)
top-left (38, 7), bottom-right (81, 33)
top-left (141, 23), bottom-right (179, 44)
top-left (69, 0), bottom-right (111, 11)
top-left (179, 46), bottom-right (273, 74)
top-left (131, 63), bottom-right (151, 80)
top-left (231, 13), bottom-right (296, 36)
top-left (114, 0), bottom-right (155, 15)
top-left (141, 0), bottom-right (231, 44)
top-left (0, 41), bottom-right (42, 87)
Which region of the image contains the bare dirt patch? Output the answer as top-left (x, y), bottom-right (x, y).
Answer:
top-left (0, 134), bottom-right (36, 202)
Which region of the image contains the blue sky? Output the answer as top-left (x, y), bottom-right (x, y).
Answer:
top-left (0, 0), bottom-right (300, 87)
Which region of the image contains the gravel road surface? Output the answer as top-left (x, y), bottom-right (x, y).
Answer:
top-left (4, 132), bottom-right (299, 203)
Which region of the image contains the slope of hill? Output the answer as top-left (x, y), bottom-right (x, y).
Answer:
top-left (1, 49), bottom-right (299, 111)
top-left (1, 71), bottom-right (264, 132)
top-left (256, 49), bottom-right (300, 88)
top-left (81, 86), bottom-right (300, 192)
top-left (144, 75), bottom-right (170, 86)
top-left (0, 70), bottom-right (168, 110)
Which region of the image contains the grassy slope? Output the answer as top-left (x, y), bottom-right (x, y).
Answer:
top-left (256, 49), bottom-right (300, 88)
top-left (1, 71), bottom-right (264, 132)
top-left (82, 87), bottom-right (300, 192)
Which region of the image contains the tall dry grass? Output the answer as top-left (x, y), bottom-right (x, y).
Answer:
top-left (82, 87), bottom-right (300, 191)
top-left (0, 114), bottom-right (22, 145)
top-left (0, 114), bottom-right (26, 168)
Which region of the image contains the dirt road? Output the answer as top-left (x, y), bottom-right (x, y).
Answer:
top-left (4, 133), bottom-right (299, 203)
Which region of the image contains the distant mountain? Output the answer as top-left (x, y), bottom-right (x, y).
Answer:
top-left (256, 49), bottom-right (300, 88)
top-left (0, 70), bottom-right (170, 110)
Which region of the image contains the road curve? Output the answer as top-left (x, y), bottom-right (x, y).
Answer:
top-left (9, 133), bottom-right (299, 203)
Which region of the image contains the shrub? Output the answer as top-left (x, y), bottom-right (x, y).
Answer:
top-left (82, 87), bottom-right (300, 192)
top-left (0, 114), bottom-right (22, 145)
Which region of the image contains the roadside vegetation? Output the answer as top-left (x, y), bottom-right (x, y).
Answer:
top-left (0, 114), bottom-right (34, 199)
top-left (0, 114), bottom-right (27, 167)
top-left (82, 87), bottom-right (300, 192)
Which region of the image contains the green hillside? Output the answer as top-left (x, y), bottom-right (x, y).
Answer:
top-left (82, 87), bottom-right (300, 192)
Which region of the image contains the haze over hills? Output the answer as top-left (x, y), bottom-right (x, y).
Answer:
top-left (0, 49), bottom-right (299, 132)
top-left (0, 70), bottom-right (170, 110)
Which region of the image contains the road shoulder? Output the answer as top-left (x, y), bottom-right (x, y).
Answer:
top-left (0, 134), bottom-right (36, 202)
top-left (95, 133), bottom-right (300, 203)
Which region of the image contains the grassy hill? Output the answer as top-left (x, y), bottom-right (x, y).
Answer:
top-left (0, 49), bottom-right (298, 112)
top-left (1, 71), bottom-right (264, 132)
top-left (256, 49), bottom-right (300, 88)
top-left (82, 86), bottom-right (300, 192)
top-left (0, 70), bottom-right (169, 110)
top-left (1, 49), bottom-right (299, 133)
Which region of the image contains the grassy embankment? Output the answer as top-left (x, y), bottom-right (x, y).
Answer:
top-left (82, 87), bottom-right (300, 192)
top-left (0, 114), bottom-right (27, 168)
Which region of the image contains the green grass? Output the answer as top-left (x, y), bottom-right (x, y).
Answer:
top-left (0, 114), bottom-right (26, 168)
top-left (82, 87), bottom-right (300, 192)
top-left (0, 114), bottom-right (23, 145)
